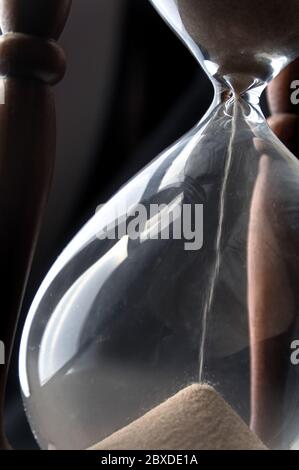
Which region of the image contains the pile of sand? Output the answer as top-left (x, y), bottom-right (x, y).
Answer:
top-left (89, 384), bottom-right (267, 450)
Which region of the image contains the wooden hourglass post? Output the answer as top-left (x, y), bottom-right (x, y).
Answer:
top-left (0, 0), bottom-right (72, 449)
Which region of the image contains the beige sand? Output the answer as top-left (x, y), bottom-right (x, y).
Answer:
top-left (89, 384), bottom-right (267, 450)
top-left (176, 0), bottom-right (299, 91)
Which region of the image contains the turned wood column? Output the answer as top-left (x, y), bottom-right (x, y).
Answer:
top-left (0, 0), bottom-right (71, 448)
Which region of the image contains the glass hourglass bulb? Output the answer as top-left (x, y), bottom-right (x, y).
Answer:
top-left (19, 0), bottom-right (299, 450)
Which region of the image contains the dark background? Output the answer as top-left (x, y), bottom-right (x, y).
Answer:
top-left (4, 0), bottom-right (268, 449)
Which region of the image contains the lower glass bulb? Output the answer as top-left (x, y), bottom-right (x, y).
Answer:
top-left (18, 0), bottom-right (299, 450)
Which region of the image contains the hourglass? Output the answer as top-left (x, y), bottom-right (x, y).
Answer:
top-left (19, 0), bottom-right (299, 450)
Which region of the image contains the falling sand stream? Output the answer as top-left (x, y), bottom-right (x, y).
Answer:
top-left (199, 97), bottom-right (239, 381)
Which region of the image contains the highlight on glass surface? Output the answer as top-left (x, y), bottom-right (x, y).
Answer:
top-left (19, 0), bottom-right (299, 450)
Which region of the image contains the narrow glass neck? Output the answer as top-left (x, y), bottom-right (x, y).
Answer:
top-left (194, 80), bottom-right (268, 132)
top-left (212, 80), bottom-right (266, 107)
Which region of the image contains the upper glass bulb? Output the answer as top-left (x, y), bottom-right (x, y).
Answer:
top-left (151, 0), bottom-right (299, 91)
top-left (19, 0), bottom-right (299, 450)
